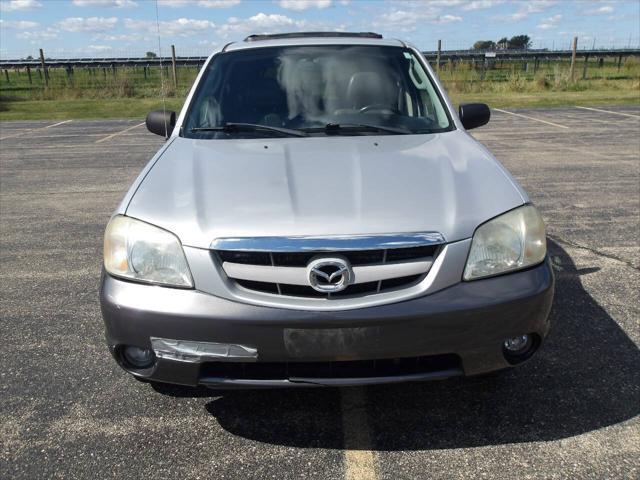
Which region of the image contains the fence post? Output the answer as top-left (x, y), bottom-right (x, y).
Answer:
top-left (66, 65), bottom-right (74, 86)
top-left (617, 54), bottom-right (623, 71)
top-left (3, 70), bottom-right (8, 83)
top-left (569, 36), bottom-right (578, 82)
top-left (171, 44), bottom-right (178, 87)
top-left (582, 54), bottom-right (589, 80)
top-left (39, 48), bottom-right (48, 87)
top-left (436, 40), bottom-right (441, 76)
top-left (27, 65), bottom-right (32, 84)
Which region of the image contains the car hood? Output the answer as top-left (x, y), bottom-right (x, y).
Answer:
top-left (126, 131), bottom-right (526, 249)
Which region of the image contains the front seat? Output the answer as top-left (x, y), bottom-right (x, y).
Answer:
top-left (346, 71), bottom-right (397, 112)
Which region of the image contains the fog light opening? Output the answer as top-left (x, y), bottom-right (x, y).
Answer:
top-left (504, 335), bottom-right (531, 353)
top-left (502, 334), bottom-right (539, 365)
top-left (121, 345), bottom-right (156, 370)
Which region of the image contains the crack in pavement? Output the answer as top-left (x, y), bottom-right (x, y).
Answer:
top-left (548, 234), bottom-right (640, 271)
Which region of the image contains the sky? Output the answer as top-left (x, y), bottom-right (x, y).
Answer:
top-left (0, 0), bottom-right (639, 58)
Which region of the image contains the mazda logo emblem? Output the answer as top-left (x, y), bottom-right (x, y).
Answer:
top-left (307, 256), bottom-right (352, 293)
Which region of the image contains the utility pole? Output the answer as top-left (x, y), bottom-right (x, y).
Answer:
top-left (569, 36), bottom-right (578, 82)
top-left (436, 40), bottom-right (441, 76)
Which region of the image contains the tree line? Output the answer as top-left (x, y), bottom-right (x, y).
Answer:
top-left (473, 35), bottom-right (532, 50)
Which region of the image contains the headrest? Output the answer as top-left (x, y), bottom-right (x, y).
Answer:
top-left (346, 72), bottom-right (396, 110)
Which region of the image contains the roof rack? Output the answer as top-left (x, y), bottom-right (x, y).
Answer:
top-left (244, 32), bottom-right (383, 42)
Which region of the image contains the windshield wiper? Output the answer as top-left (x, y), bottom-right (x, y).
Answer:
top-left (190, 123), bottom-right (308, 137)
top-left (304, 123), bottom-right (413, 135)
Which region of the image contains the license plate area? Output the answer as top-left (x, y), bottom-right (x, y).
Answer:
top-left (283, 326), bottom-right (384, 359)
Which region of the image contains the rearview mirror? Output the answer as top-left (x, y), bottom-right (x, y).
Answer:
top-left (458, 103), bottom-right (490, 130)
top-left (146, 109), bottom-right (176, 138)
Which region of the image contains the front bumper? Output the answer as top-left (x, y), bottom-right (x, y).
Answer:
top-left (100, 258), bottom-right (554, 387)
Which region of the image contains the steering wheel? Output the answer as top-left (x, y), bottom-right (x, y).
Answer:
top-left (359, 104), bottom-right (401, 115)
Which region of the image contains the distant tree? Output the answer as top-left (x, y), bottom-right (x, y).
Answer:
top-left (25, 55), bottom-right (34, 61)
top-left (145, 51), bottom-right (157, 58)
top-left (473, 40), bottom-right (496, 50)
top-left (508, 35), bottom-right (531, 50)
top-left (497, 37), bottom-right (509, 49)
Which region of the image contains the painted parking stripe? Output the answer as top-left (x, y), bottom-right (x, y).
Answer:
top-left (493, 108), bottom-right (570, 129)
top-left (44, 119), bottom-right (73, 129)
top-left (0, 119), bottom-right (73, 141)
top-left (95, 122), bottom-right (145, 143)
top-left (576, 106), bottom-right (640, 119)
top-left (341, 388), bottom-right (378, 480)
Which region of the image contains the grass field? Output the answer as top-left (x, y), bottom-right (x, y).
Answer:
top-left (0, 58), bottom-right (638, 120)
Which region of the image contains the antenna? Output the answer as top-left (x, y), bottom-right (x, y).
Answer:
top-left (154, 0), bottom-right (169, 138)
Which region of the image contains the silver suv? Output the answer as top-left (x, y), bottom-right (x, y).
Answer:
top-left (100, 32), bottom-right (554, 388)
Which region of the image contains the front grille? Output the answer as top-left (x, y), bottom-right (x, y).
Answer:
top-left (213, 238), bottom-right (443, 301)
top-left (236, 275), bottom-right (423, 298)
top-left (200, 354), bottom-right (461, 381)
top-left (217, 245), bottom-right (438, 267)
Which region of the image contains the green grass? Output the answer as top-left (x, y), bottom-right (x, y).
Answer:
top-left (0, 90), bottom-right (638, 121)
top-left (0, 59), bottom-right (638, 120)
top-left (0, 98), bottom-right (184, 121)
top-left (450, 90), bottom-right (640, 109)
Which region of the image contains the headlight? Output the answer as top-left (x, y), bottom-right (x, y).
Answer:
top-left (463, 205), bottom-right (546, 281)
top-left (104, 215), bottom-right (193, 288)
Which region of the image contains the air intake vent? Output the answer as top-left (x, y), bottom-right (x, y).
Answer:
top-left (200, 354), bottom-right (461, 381)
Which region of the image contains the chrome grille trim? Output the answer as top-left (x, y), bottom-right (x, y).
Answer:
top-left (185, 239), bottom-right (471, 311)
top-left (210, 232), bottom-right (445, 252)
top-left (209, 232), bottom-right (447, 303)
top-left (222, 259), bottom-right (434, 286)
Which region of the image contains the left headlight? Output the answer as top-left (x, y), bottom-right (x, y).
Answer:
top-left (463, 205), bottom-right (546, 281)
top-left (104, 215), bottom-right (193, 288)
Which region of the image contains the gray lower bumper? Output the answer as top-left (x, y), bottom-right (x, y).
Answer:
top-left (100, 258), bottom-right (554, 387)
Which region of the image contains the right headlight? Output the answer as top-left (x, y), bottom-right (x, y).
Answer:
top-left (104, 215), bottom-right (193, 288)
top-left (463, 205), bottom-right (546, 281)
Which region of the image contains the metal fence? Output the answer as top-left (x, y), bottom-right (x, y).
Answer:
top-left (1, 45), bottom-right (638, 101)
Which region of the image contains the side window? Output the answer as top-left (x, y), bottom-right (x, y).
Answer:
top-left (404, 92), bottom-right (414, 116)
top-left (404, 53), bottom-right (449, 128)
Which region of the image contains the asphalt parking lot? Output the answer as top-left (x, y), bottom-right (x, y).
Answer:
top-left (1, 105), bottom-right (639, 479)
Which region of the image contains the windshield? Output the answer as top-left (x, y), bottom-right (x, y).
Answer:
top-left (182, 45), bottom-right (454, 139)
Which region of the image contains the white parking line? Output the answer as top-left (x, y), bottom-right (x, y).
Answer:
top-left (0, 119), bottom-right (73, 141)
top-left (44, 119), bottom-right (73, 129)
top-left (576, 106), bottom-right (640, 119)
top-left (95, 122), bottom-right (145, 143)
top-left (493, 108), bottom-right (570, 129)
top-left (341, 388), bottom-right (378, 480)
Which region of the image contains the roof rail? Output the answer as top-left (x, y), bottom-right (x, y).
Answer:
top-left (244, 32), bottom-right (383, 42)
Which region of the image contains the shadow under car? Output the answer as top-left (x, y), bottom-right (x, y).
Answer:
top-left (150, 240), bottom-right (640, 450)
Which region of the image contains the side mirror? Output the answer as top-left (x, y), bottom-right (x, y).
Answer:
top-left (146, 109), bottom-right (176, 137)
top-left (459, 103), bottom-right (490, 130)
